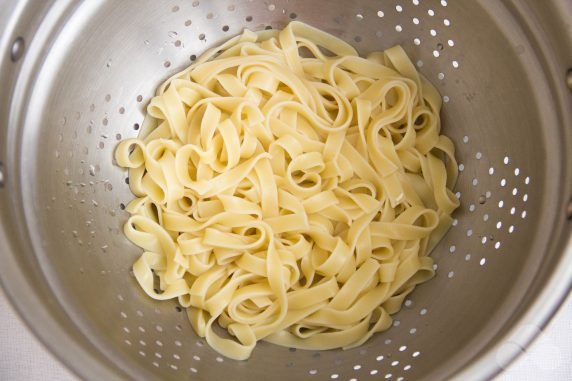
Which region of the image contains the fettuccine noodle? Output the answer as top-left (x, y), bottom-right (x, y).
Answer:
top-left (115, 21), bottom-right (459, 360)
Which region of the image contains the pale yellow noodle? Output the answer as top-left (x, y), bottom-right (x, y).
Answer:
top-left (115, 21), bottom-right (459, 360)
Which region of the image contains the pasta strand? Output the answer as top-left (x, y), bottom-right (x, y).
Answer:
top-left (115, 21), bottom-right (459, 360)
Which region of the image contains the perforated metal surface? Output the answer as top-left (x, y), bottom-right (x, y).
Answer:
top-left (1, 1), bottom-right (572, 381)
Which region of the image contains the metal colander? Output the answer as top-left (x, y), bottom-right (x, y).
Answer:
top-left (1, 0), bottom-right (571, 380)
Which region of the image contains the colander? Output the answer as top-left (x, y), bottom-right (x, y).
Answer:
top-left (1, 0), bottom-right (572, 380)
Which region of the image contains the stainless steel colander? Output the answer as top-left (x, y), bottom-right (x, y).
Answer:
top-left (1, 1), bottom-right (572, 380)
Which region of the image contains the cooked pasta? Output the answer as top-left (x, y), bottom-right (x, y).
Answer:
top-left (115, 21), bottom-right (459, 360)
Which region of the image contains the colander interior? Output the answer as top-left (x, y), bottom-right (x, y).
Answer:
top-left (2, 0), bottom-right (571, 380)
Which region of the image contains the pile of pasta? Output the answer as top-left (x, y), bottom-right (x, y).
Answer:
top-left (115, 21), bottom-right (459, 360)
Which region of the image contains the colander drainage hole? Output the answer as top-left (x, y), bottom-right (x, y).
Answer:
top-left (10, 37), bottom-right (25, 62)
top-left (0, 161), bottom-right (4, 187)
top-left (566, 68), bottom-right (572, 90)
top-left (566, 199), bottom-right (572, 220)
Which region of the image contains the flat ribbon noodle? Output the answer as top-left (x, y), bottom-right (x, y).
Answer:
top-left (114, 21), bottom-right (459, 360)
